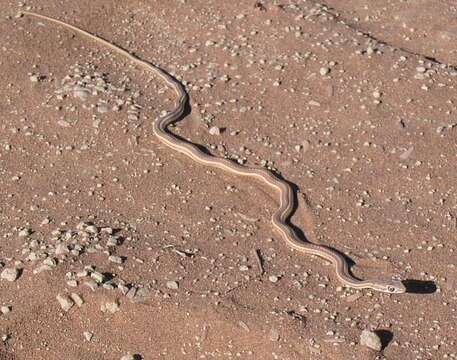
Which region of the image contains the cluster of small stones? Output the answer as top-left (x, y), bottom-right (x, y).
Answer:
top-left (64, 263), bottom-right (152, 304)
top-left (1, 221), bottom-right (148, 358)
top-left (50, 63), bottom-right (143, 127)
top-left (0, 222), bottom-right (153, 307)
top-left (20, 221), bottom-right (125, 272)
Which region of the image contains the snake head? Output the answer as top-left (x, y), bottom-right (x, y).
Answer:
top-left (374, 280), bottom-right (407, 294)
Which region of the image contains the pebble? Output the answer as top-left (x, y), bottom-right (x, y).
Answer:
top-left (29, 74), bottom-right (40, 82)
top-left (85, 225), bottom-right (99, 234)
top-left (126, 287), bottom-right (137, 300)
top-left (1, 268), bottom-right (19, 282)
top-left (319, 66), bottom-right (330, 76)
top-left (70, 293), bottom-right (84, 307)
top-left (209, 126), bottom-right (221, 135)
top-left (67, 280), bottom-right (78, 287)
top-left (18, 228), bottom-right (32, 237)
top-left (372, 90), bottom-right (382, 99)
top-left (346, 293), bottom-right (363, 302)
top-left (83, 331), bottom-right (93, 341)
top-left (33, 264), bottom-right (53, 274)
top-left (120, 355), bottom-right (136, 360)
top-left (0, 305), bottom-right (12, 315)
top-left (97, 104), bottom-right (109, 113)
top-left (360, 330), bottom-right (382, 351)
top-left (103, 282), bottom-right (115, 290)
top-left (239, 265), bottom-right (249, 272)
top-left (118, 283), bottom-right (129, 295)
top-left (73, 87), bottom-right (89, 101)
top-left (101, 301), bottom-right (120, 313)
top-left (90, 271), bottom-right (105, 283)
top-left (84, 280), bottom-right (99, 291)
top-left (131, 288), bottom-right (150, 304)
top-left (308, 100), bottom-right (321, 107)
top-left (268, 275), bottom-right (279, 283)
top-left (106, 236), bottom-right (119, 247)
top-left (56, 294), bottom-right (74, 312)
top-left (108, 255), bottom-right (123, 264)
top-left (55, 243), bottom-right (70, 255)
top-left (43, 258), bottom-right (57, 267)
top-left (166, 280), bottom-right (179, 290)
top-left (269, 329), bottom-right (280, 341)
top-left (57, 120), bottom-right (71, 127)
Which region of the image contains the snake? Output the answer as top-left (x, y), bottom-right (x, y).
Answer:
top-left (21, 11), bottom-right (406, 294)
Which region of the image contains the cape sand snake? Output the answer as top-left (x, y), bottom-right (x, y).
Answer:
top-left (22, 11), bottom-right (406, 294)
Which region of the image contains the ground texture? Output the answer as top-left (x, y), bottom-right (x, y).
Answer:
top-left (0, 1), bottom-right (456, 359)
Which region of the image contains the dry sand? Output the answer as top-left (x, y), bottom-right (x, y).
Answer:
top-left (0, 1), bottom-right (456, 359)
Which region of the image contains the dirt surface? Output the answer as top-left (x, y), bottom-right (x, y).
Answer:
top-left (0, 1), bottom-right (456, 359)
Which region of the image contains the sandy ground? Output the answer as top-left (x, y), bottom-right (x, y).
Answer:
top-left (0, 1), bottom-right (456, 359)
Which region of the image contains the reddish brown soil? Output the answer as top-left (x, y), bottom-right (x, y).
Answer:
top-left (0, 1), bottom-right (455, 359)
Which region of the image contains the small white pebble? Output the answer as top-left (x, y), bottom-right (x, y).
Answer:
top-left (209, 126), bottom-right (221, 136)
top-left (1, 268), bottom-right (19, 282)
top-left (120, 355), bottom-right (136, 360)
top-left (18, 228), bottom-right (32, 237)
top-left (319, 67), bottom-right (330, 76)
top-left (372, 90), bottom-right (382, 99)
top-left (56, 294), bottom-right (74, 312)
top-left (90, 271), bottom-right (105, 283)
top-left (0, 305), bottom-right (12, 315)
top-left (101, 301), bottom-right (120, 314)
top-left (108, 255), bottom-right (123, 264)
top-left (166, 280), bottom-right (179, 290)
top-left (97, 104), bottom-right (109, 113)
top-left (83, 331), bottom-right (93, 341)
top-left (70, 293), bottom-right (84, 307)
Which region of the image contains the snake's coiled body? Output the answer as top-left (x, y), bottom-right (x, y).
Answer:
top-left (22, 11), bottom-right (406, 294)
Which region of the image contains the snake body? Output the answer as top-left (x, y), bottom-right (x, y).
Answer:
top-left (22, 11), bottom-right (406, 294)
